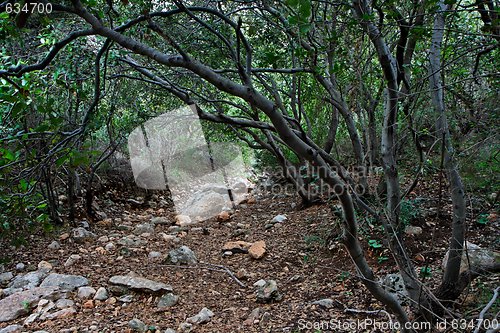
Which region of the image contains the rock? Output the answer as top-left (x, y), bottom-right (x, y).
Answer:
top-left (59, 233), bottom-right (70, 241)
top-left (95, 246), bottom-right (106, 255)
top-left (2, 288), bottom-right (21, 297)
top-left (64, 254), bottom-right (82, 267)
top-left (151, 216), bottom-right (170, 225)
top-left (78, 220), bottom-right (90, 229)
top-left (117, 224), bottom-right (132, 231)
top-left (82, 300), bottom-right (94, 308)
top-left (97, 236), bottom-right (109, 243)
top-left (117, 235), bottom-right (145, 247)
top-left (0, 324), bottom-right (22, 333)
top-left (164, 329), bottom-right (176, 333)
top-left (255, 280), bottom-right (281, 303)
top-left (312, 298), bottom-right (335, 308)
top-left (40, 273), bottom-right (88, 291)
top-left (37, 261), bottom-right (53, 272)
top-left (381, 273), bottom-right (408, 304)
top-left (93, 287), bottom-right (109, 301)
top-left (260, 311), bottom-right (271, 326)
top-left (175, 215), bottom-right (194, 227)
top-left (0, 272), bottom-right (13, 285)
top-left (231, 229), bottom-right (247, 238)
top-left (108, 275), bottom-right (172, 294)
top-left (55, 298), bottom-right (74, 309)
top-left (117, 294), bottom-right (133, 303)
top-left (222, 251), bottom-right (233, 257)
top-left (186, 307), bottom-right (214, 324)
top-left (8, 270), bottom-right (48, 290)
top-left (15, 263), bottom-right (25, 272)
top-left (160, 233), bottom-right (178, 243)
top-left (148, 251), bottom-right (162, 259)
top-left (44, 307), bottom-right (76, 319)
top-left (0, 286), bottom-right (61, 322)
top-left (222, 241), bottom-right (252, 254)
top-left (133, 223), bottom-right (154, 235)
top-left (72, 227), bottom-right (96, 243)
top-left (249, 241), bottom-right (266, 259)
top-left (165, 246), bottom-right (197, 265)
top-left (243, 307), bottom-right (262, 326)
top-left (253, 279), bottom-right (266, 288)
top-left (271, 214), bottom-right (287, 223)
top-left (405, 225), bottom-right (423, 236)
top-left (442, 241), bottom-right (500, 274)
top-left (77, 286), bottom-right (96, 299)
top-left (128, 318), bottom-right (147, 333)
top-left (217, 211), bottom-right (231, 222)
top-left (181, 190), bottom-right (231, 221)
top-left (157, 293), bottom-right (179, 308)
top-left (105, 242), bottom-right (116, 252)
top-left (178, 322), bottom-right (193, 332)
top-left (48, 241), bottom-right (61, 250)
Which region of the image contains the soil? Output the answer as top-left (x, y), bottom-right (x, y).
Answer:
top-left (0, 175), bottom-right (498, 333)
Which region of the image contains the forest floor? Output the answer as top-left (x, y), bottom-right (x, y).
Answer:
top-left (0, 175), bottom-right (498, 333)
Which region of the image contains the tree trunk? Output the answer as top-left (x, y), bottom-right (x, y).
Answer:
top-left (352, 0), bottom-right (431, 323)
top-left (324, 107), bottom-right (339, 155)
top-left (428, 0), bottom-right (467, 305)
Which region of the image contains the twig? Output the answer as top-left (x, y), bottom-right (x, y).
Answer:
top-left (474, 286), bottom-right (500, 333)
top-left (199, 261), bottom-right (247, 288)
top-left (343, 306), bottom-right (396, 332)
top-left (161, 262), bottom-right (246, 288)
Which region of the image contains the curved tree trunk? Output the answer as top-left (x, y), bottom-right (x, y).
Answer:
top-left (352, 0), bottom-right (433, 323)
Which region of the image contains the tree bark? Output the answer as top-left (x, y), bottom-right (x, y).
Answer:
top-left (428, 0), bottom-right (467, 305)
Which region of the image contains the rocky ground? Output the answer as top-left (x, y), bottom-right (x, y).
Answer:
top-left (0, 178), bottom-right (498, 333)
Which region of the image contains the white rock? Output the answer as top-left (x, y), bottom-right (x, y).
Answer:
top-left (93, 287), bottom-right (109, 301)
top-left (253, 279), bottom-right (266, 288)
top-left (0, 324), bottom-right (23, 333)
top-left (64, 254), bottom-right (82, 267)
top-left (105, 242), bottom-right (116, 252)
top-left (148, 251), bottom-right (162, 259)
top-left (271, 214), bottom-right (287, 223)
top-left (442, 241), bottom-right (500, 274)
top-left (186, 307), bottom-right (214, 324)
top-left (48, 241), bottom-right (61, 250)
top-left (77, 286), bottom-right (96, 299)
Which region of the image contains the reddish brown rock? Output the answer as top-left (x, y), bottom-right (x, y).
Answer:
top-left (249, 241), bottom-right (266, 259)
top-left (222, 241), bottom-right (252, 253)
top-left (217, 211), bottom-right (231, 222)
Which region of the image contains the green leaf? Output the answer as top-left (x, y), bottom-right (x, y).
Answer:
top-left (298, 0), bottom-right (312, 18)
top-left (19, 179), bottom-right (28, 192)
top-left (420, 266), bottom-right (432, 278)
top-left (299, 23), bottom-right (311, 34)
top-left (286, 0), bottom-right (299, 7)
top-left (3, 150), bottom-right (15, 161)
top-left (288, 15), bottom-right (299, 25)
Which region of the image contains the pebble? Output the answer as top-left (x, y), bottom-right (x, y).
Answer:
top-left (48, 241), bottom-right (61, 250)
top-left (64, 254), bottom-right (82, 267)
top-left (128, 318), bottom-right (147, 332)
top-left (93, 287), bottom-right (109, 301)
top-left (78, 286), bottom-right (97, 299)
